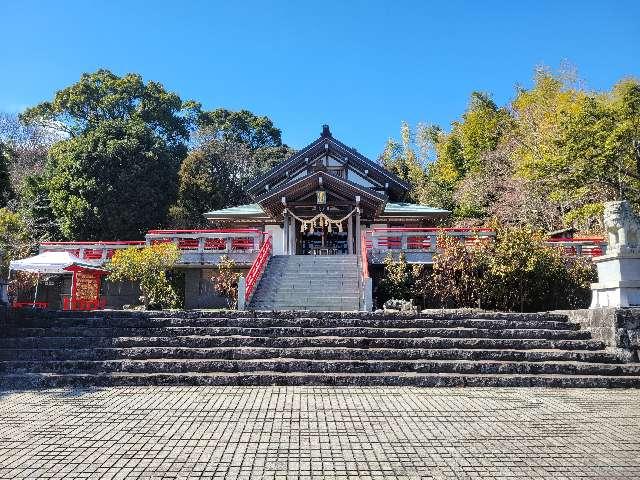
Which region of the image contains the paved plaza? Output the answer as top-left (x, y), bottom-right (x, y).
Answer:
top-left (0, 387), bottom-right (639, 479)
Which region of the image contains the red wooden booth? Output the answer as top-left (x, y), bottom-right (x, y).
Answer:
top-left (62, 264), bottom-right (108, 311)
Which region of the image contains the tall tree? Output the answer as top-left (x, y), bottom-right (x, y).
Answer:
top-left (514, 71), bottom-right (640, 228)
top-left (170, 110), bottom-right (292, 227)
top-left (21, 69), bottom-right (200, 240)
top-left (170, 139), bottom-right (254, 228)
top-left (197, 108), bottom-right (282, 150)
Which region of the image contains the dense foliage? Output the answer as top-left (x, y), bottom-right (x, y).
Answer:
top-left (169, 110), bottom-right (293, 228)
top-left (106, 243), bottom-right (181, 309)
top-left (418, 227), bottom-right (594, 312)
top-left (382, 67), bottom-right (640, 232)
top-left (0, 208), bottom-right (33, 277)
top-left (19, 70), bottom-right (200, 240)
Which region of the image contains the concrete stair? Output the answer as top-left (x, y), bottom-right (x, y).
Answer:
top-left (1, 310), bottom-right (640, 388)
top-left (248, 255), bottom-right (361, 311)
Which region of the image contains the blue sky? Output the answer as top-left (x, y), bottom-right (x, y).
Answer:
top-left (1, 0), bottom-right (639, 158)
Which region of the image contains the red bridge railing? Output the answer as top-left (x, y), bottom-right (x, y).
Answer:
top-left (244, 232), bottom-right (272, 302)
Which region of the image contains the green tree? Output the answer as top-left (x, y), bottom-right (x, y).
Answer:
top-left (170, 139), bottom-right (256, 228)
top-left (171, 110), bottom-right (293, 228)
top-left (376, 253), bottom-right (416, 304)
top-left (46, 119), bottom-right (182, 239)
top-left (106, 242), bottom-right (181, 310)
top-left (22, 69), bottom-right (199, 142)
top-left (197, 108), bottom-right (282, 150)
top-left (16, 173), bottom-right (61, 241)
top-left (21, 69), bottom-right (200, 240)
top-left (0, 208), bottom-right (34, 277)
top-left (513, 70), bottom-right (640, 228)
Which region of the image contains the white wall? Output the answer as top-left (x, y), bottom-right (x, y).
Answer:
top-left (265, 225), bottom-right (285, 255)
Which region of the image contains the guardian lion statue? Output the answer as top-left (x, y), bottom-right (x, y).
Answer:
top-left (604, 200), bottom-right (640, 253)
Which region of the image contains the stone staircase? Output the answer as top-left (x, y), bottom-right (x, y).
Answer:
top-left (1, 310), bottom-right (640, 388)
top-left (248, 255), bottom-right (361, 311)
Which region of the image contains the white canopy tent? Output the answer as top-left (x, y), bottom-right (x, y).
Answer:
top-left (9, 251), bottom-right (103, 308)
top-left (9, 251), bottom-right (100, 274)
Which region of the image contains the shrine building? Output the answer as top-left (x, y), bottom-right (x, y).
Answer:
top-left (204, 125), bottom-right (450, 257)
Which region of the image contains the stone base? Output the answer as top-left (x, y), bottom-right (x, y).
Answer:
top-left (590, 254), bottom-right (640, 308)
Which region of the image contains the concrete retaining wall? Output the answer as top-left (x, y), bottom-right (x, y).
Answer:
top-left (557, 308), bottom-right (640, 362)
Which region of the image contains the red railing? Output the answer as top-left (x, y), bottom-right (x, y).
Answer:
top-left (244, 232), bottom-right (272, 302)
top-left (147, 228), bottom-right (262, 235)
top-left (367, 228), bottom-right (495, 252)
top-left (41, 241), bottom-right (146, 262)
top-left (546, 237), bottom-right (607, 257)
top-left (145, 229), bottom-right (262, 253)
top-left (366, 228), bottom-right (606, 258)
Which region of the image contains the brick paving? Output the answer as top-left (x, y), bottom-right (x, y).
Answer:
top-left (0, 387), bottom-right (639, 479)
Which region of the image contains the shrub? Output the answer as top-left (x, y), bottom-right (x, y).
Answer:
top-left (377, 253), bottom-right (415, 305)
top-left (480, 227), bottom-right (595, 311)
top-left (212, 255), bottom-right (241, 308)
top-left (106, 243), bottom-right (181, 310)
top-left (388, 227), bottom-right (596, 312)
top-left (429, 234), bottom-right (484, 308)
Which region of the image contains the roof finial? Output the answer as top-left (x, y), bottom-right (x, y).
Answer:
top-left (321, 124), bottom-right (331, 137)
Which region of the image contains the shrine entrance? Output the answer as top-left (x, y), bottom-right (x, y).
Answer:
top-left (284, 208), bottom-right (358, 256)
top-left (256, 169), bottom-right (387, 257)
top-left (297, 225), bottom-right (349, 255)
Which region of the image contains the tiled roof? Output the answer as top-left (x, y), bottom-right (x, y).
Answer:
top-left (204, 204), bottom-right (267, 218)
top-left (205, 201), bottom-right (449, 220)
top-left (382, 202), bottom-right (450, 216)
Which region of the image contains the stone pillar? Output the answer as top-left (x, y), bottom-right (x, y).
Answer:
top-left (347, 214), bottom-right (354, 254)
top-left (289, 218), bottom-right (296, 255)
top-left (237, 277), bottom-right (246, 310)
top-left (363, 277), bottom-right (373, 312)
top-left (355, 208), bottom-right (361, 257)
top-left (283, 212), bottom-right (289, 255)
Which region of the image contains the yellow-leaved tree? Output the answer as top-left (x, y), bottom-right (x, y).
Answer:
top-left (106, 243), bottom-right (181, 310)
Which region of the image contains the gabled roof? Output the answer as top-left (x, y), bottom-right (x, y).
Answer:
top-left (246, 125), bottom-right (410, 199)
top-left (255, 170), bottom-right (388, 219)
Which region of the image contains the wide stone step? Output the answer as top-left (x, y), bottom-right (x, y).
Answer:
top-left (0, 335), bottom-right (606, 350)
top-left (3, 371), bottom-right (640, 388)
top-left (13, 316), bottom-right (578, 331)
top-left (19, 311), bottom-right (571, 321)
top-left (250, 291), bottom-right (359, 299)
top-left (253, 282), bottom-right (360, 290)
top-left (0, 347), bottom-right (621, 363)
top-left (248, 306), bottom-right (360, 312)
top-left (249, 296), bottom-right (360, 302)
top-left (261, 272), bottom-right (358, 276)
top-left (4, 358), bottom-right (639, 376)
top-left (6, 325), bottom-right (589, 340)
